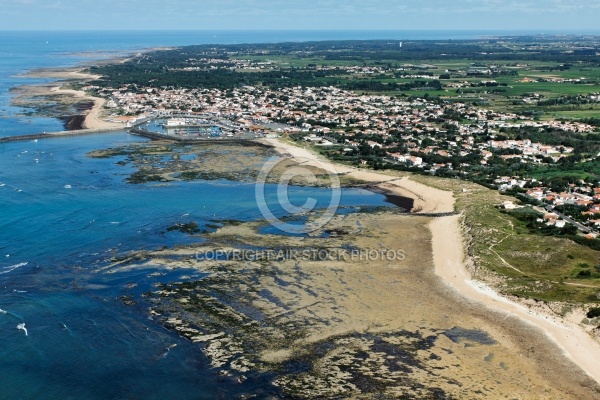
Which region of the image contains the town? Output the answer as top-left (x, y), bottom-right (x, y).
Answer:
top-left (85, 40), bottom-right (600, 237)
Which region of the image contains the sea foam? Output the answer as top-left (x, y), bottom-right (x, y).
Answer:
top-left (17, 323), bottom-right (28, 336)
top-left (0, 262), bottom-right (28, 275)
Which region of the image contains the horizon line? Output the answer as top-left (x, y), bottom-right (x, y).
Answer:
top-left (2, 28), bottom-right (600, 33)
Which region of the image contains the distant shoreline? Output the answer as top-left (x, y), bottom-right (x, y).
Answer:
top-left (6, 36), bottom-right (600, 390)
top-left (14, 66), bottom-right (124, 132)
top-left (8, 47), bottom-right (170, 136)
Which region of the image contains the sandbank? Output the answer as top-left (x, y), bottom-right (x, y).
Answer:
top-left (431, 214), bottom-right (600, 384)
top-left (268, 136), bottom-right (600, 386)
top-left (17, 68), bottom-right (123, 131)
top-left (263, 137), bottom-right (454, 214)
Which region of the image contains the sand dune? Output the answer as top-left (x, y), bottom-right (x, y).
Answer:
top-left (268, 136), bottom-right (600, 387)
top-left (431, 215), bottom-right (600, 384)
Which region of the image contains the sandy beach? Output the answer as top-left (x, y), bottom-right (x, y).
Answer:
top-left (267, 136), bottom-right (600, 387)
top-left (263, 137), bottom-right (455, 214)
top-left (3, 34), bottom-right (597, 398)
top-left (12, 49), bottom-right (172, 133)
top-left (431, 215), bottom-right (600, 384)
top-left (16, 68), bottom-right (124, 131)
top-left (49, 85), bottom-right (121, 130)
top-left (86, 136), bottom-right (600, 397)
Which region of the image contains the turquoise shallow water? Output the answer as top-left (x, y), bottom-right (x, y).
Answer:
top-left (0, 31), bottom-right (408, 397)
top-left (0, 132), bottom-right (394, 268)
top-left (6, 29), bottom-right (589, 398)
top-left (0, 130), bottom-right (396, 398)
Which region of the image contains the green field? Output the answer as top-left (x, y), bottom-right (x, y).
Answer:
top-left (234, 53), bottom-right (600, 119)
top-left (410, 174), bottom-right (600, 305)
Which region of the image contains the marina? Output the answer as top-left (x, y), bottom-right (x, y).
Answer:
top-left (130, 113), bottom-right (267, 142)
top-left (0, 114), bottom-right (268, 144)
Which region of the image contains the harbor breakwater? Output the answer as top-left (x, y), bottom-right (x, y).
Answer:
top-left (0, 127), bottom-right (124, 143)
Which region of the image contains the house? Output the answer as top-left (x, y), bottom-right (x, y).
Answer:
top-left (303, 134), bottom-right (322, 142)
top-left (526, 188), bottom-right (545, 201)
top-left (408, 156), bottom-right (423, 166)
top-left (501, 201), bottom-right (520, 210)
top-left (544, 213), bottom-right (559, 221)
top-left (388, 153), bottom-right (407, 163)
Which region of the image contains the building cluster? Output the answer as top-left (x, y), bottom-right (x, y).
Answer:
top-left (520, 77), bottom-right (597, 84)
top-left (485, 139), bottom-right (573, 161)
top-left (497, 179), bottom-right (600, 233)
top-left (169, 56), bottom-right (440, 77)
top-left (97, 84), bottom-right (595, 172)
top-left (527, 185), bottom-right (600, 208)
top-left (175, 58), bottom-right (276, 71)
top-left (93, 80), bottom-right (600, 233)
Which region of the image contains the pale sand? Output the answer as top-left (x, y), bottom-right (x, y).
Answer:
top-left (82, 96), bottom-right (121, 130)
top-left (431, 215), bottom-right (600, 384)
top-left (18, 68), bottom-right (123, 132)
top-left (269, 136), bottom-right (600, 386)
top-left (263, 138), bottom-right (454, 214)
top-left (47, 73), bottom-right (122, 131)
top-left (140, 211), bottom-right (598, 397)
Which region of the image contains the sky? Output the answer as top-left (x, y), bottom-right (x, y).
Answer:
top-left (2, 0), bottom-right (600, 31)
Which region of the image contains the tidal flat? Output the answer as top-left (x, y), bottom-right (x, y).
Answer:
top-left (87, 141), bottom-right (360, 187)
top-left (101, 211), bottom-right (600, 399)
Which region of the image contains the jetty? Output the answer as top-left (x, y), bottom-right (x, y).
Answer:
top-left (0, 113), bottom-right (274, 145)
top-left (0, 127), bottom-right (123, 143)
top-left (0, 125), bottom-right (269, 145)
top-left (128, 128), bottom-right (266, 145)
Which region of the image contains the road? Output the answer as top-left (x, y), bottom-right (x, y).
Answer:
top-left (517, 193), bottom-right (595, 234)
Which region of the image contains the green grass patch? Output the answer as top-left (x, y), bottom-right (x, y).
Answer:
top-left (408, 174), bottom-right (600, 304)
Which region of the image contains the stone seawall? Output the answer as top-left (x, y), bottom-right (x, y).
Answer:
top-left (0, 127), bottom-right (124, 143)
top-left (129, 128), bottom-right (269, 147)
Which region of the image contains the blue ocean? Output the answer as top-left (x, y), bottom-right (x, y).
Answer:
top-left (0, 30), bottom-right (588, 399)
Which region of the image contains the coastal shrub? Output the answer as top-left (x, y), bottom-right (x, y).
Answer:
top-left (576, 270), bottom-right (592, 278)
top-left (586, 307), bottom-right (600, 319)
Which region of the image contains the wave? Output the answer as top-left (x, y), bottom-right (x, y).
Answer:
top-left (0, 262), bottom-right (28, 275)
top-left (158, 344), bottom-right (178, 360)
top-left (17, 323), bottom-right (28, 336)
